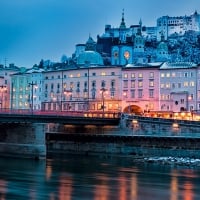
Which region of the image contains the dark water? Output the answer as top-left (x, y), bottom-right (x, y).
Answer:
top-left (0, 155), bottom-right (200, 200)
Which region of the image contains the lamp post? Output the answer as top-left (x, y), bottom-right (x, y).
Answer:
top-left (29, 81), bottom-right (37, 114)
top-left (100, 88), bottom-right (108, 117)
top-left (64, 89), bottom-right (72, 110)
top-left (85, 61), bottom-right (90, 111)
top-left (0, 85), bottom-right (7, 110)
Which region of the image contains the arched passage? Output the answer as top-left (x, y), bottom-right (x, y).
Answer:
top-left (123, 105), bottom-right (143, 115)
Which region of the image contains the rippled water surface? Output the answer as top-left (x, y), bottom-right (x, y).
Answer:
top-left (0, 155), bottom-right (200, 199)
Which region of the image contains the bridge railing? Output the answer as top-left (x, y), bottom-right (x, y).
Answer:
top-left (0, 109), bottom-right (121, 119)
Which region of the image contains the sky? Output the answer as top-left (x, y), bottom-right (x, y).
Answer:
top-left (0, 0), bottom-right (200, 68)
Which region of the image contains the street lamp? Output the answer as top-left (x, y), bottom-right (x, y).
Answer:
top-left (28, 81), bottom-right (37, 114)
top-left (64, 89), bottom-right (72, 110)
top-left (0, 85), bottom-right (7, 110)
top-left (100, 88), bottom-right (108, 117)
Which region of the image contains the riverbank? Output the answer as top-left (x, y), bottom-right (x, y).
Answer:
top-left (46, 133), bottom-right (200, 159)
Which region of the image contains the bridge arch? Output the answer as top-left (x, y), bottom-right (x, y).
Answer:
top-left (123, 105), bottom-right (143, 115)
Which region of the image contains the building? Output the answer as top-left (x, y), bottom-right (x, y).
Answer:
top-left (42, 65), bottom-right (122, 113)
top-left (11, 67), bottom-right (44, 111)
top-left (159, 62), bottom-right (199, 113)
top-left (121, 63), bottom-right (161, 114)
top-left (157, 11), bottom-right (200, 40)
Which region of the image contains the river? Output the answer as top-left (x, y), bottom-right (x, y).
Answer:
top-left (0, 155), bottom-right (200, 200)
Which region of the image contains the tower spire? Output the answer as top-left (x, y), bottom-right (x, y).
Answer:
top-left (120, 9), bottom-right (126, 29)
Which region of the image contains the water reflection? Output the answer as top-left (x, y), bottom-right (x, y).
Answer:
top-left (0, 156), bottom-right (200, 199)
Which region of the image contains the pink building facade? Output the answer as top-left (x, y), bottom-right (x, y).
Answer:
top-left (121, 63), bottom-right (161, 114)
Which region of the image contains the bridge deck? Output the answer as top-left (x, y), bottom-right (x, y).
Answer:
top-left (0, 110), bottom-right (120, 125)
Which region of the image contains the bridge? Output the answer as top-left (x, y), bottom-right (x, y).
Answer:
top-left (0, 110), bottom-right (120, 125)
top-left (0, 110), bottom-right (121, 159)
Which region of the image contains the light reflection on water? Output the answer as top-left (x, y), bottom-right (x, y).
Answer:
top-left (0, 155), bottom-right (200, 200)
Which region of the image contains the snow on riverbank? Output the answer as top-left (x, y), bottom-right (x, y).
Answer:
top-left (140, 157), bottom-right (200, 166)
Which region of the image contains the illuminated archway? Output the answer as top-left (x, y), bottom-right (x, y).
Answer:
top-left (123, 105), bottom-right (143, 115)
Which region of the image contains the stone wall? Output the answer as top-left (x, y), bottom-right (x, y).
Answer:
top-left (0, 123), bottom-right (46, 159)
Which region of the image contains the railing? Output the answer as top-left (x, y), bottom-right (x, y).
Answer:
top-left (0, 109), bottom-right (121, 119)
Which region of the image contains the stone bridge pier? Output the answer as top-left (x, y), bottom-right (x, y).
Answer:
top-left (0, 123), bottom-right (46, 159)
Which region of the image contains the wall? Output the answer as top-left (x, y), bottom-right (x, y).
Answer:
top-left (0, 123), bottom-right (46, 159)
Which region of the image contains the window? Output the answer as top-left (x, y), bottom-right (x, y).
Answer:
top-left (166, 73), bottom-right (170, 77)
top-left (184, 82), bottom-right (188, 87)
top-left (161, 73), bottom-right (165, 77)
top-left (172, 83), bottom-right (175, 89)
top-left (131, 73), bottom-right (135, 78)
top-left (184, 72), bottom-right (188, 77)
top-left (190, 81), bottom-right (195, 87)
top-left (138, 89), bottom-right (143, 98)
top-left (131, 80), bottom-right (135, 88)
top-left (149, 89), bottom-right (154, 98)
top-left (123, 80), bottom-right (128, 88)
top-left (172, 72), bottom-right (176, 77)
top-left (111, 80), bottom-right (115, 88)
top-left (92, 73), bottom-right (96, 76)
top-left (101, 72), bottom-right (106, 76)
top-left (166, 83), bottom-right (170, 88)
top-left (138, 73), bottom-right (143, 78)
top-left (149, 80), bottom-right (154, 87)
top-left (149, 72), bottom-right (154, 78)
top-left (101, 81), bottom-right (105, 88)
top-left (124, 73), bottom-right (128, 78)
top-left (131, 90), bottom-right (135, 98)
top-left (111, 72), bottom-right (115, 76)
top-left (178, 83), bottom-right (181, 88)
top-left (92, 81), bottom-right (96, 87)
top-left (138, 80), bottom-right (143, 88)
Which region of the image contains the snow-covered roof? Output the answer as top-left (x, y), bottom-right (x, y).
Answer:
top-left (125, 62), bottom-right (163, 68)
top-left (26, 68), bottom-right (45, 73)
top-left (160, 62), bottom-right (197, 69)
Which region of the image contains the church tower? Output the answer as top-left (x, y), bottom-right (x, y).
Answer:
top-left (156, 31), bottom-right (169, 62)
top-left (119, 9), bottom-right (127, 44)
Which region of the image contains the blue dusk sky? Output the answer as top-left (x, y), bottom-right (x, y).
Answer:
top-left (0, 0), bottom-right (200, 68)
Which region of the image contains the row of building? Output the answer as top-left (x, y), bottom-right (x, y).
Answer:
top-left (0, 61), bottom-right (200, 119)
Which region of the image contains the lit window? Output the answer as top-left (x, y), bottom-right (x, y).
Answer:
top-left (131, 80), bottom-right (135, 88)
top-left (190, 81), bottom-right (195, 87)
top-left (77, 73), bottom-right (80, 77)
top-left (138, 73), bottom-right (143, 78)
top-left (124, 73), bottom-right (128, 78)
top-left (138, 80), bottom-right (143, 87)
top-left (149, 80), bottom-right (154, 87)
top-left (131, 73), bottom-right (135, 78)
top-left (166, 83), bottom-right (170, 88)
top-left (166, 73), bottom-right (170, 77)
top-left (161, 73), bottom-right (165, 77)
top-left (101, 72), bottom-right (106, 76)
top-left (184, 82), bottom-right (188, 87)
